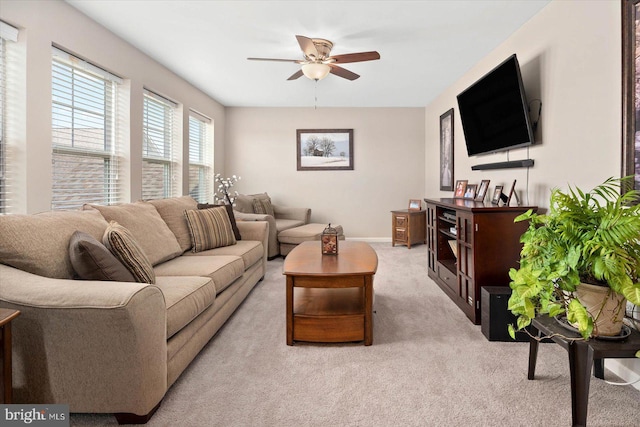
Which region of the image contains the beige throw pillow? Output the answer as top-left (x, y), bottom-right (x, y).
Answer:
top-left (84, 202), bottom-right (182, 266)
top-left (103, 221), bottom-right (156, 284)
top-left (184, 207), bottom-right (237, 253)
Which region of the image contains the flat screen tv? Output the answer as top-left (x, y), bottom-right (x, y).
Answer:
top-left (457, 54), bottom-right (535, 156)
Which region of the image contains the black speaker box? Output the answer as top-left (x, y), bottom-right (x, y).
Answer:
top-left (481, 286), bottom-right (528, 342)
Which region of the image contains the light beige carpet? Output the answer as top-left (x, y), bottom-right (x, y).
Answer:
top-left (72, 243), bottom-right (640, 426)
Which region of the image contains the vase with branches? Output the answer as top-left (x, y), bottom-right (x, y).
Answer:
top-left (214, 174), bottom-right (241, 205)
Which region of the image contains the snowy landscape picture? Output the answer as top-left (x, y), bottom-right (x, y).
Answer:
top-left (296, 129), bottom-right (354, 171)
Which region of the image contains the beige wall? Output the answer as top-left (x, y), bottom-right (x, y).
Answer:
top-left (225, 107), bottom-right (425, 238)
top-left (425, 0), bottom-right (620, 209)
top-left (1, 0), bottom-right (226, 214)
top-left (423, 0), bottom-right (640, 387)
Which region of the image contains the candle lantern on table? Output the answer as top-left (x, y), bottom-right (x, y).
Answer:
top-left (321, 223), bottom-right (339, 255)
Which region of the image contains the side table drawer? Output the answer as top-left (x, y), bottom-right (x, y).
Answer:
top-left (395, 215), bottom-right (408, 228)
top-left (394, 228), bottom-right (407, 242)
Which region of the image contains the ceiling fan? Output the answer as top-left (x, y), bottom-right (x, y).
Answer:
top-left (248, 35), bottom-right (380, 81)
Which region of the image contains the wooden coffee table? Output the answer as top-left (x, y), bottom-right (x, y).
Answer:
top-left (283, 241), bottom-right (378, 346)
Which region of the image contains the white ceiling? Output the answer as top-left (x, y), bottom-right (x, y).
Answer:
top-left (65, 0), bottom-right (551, 108)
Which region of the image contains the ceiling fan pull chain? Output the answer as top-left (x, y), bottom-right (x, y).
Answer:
top-left (314, 79), bottom-right (318, 110)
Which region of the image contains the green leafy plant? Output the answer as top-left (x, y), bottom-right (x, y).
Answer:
top-left (508, 177), bottom-right (640, 342)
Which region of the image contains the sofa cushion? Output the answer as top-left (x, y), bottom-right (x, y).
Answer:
top-left (154, 255), bottom-right (244, 295)
top-left (185, 207), bottom-right (236, 252)
top-left (185, 240), bottom-right (263, 270)
top-left (197, 203), bottom-right (241, 241)
top-left (0, 209), bottom-right (109, 279)
top-left (84, 202), bottom-right (182, 266)
top-left (154, 275), bottom-right (216, 338)
top-left (278, 223), bottom-right (344, 244)
top-left (103, 221), bottom-right (156, 284)
top-left (69, 231), bottom-right (136, 282)
top-left (148, 196), bottom-right (198, 252)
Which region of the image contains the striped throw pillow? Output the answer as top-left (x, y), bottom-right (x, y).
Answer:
top-left (185, 207), bottom-right (237, 253)
top-left (103, 221), bottom-right (156, 284)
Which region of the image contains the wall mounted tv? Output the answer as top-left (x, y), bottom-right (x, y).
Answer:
top-left (457, 54), bottom-right (535, 156)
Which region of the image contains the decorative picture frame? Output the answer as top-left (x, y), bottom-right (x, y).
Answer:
top-left (491, 185), bottom-right (504, 204)
top-left (439, 109), bottom-right (454, 191)
top-left (408, 199), bottom-right (422, 211)
top-left (464, 184), bottom-right (477, 200)
top-left (506, 180), bottom-right (517, 205)
top-left (296, 129), bottom-right (354, 171)
top-left (454, 180), bottom-right (467, 198)
top-left (622, 0), bottom-right (640, 195)
top-left (475, 179), bottom-right (491, 202)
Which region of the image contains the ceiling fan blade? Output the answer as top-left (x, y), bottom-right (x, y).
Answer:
top-left (295, 35), bottom-right (319, 59)
top-left (247, 57), bottom-right (301, 63)
top-left (287, 69), bottom-right (304, 81)
top-left (328, 64), bottom-right (360, 81)
top-left (329, 51), bottom-right (380, 64)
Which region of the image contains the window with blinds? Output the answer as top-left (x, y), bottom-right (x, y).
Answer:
top-left (51, 47), bottom-right (122, 210)
top-left (0, 21), bottom-right (18, 214)
top-left (142, 90), bottom-right (177, 200)
top-left (188, 112), bottom-right (213, 203)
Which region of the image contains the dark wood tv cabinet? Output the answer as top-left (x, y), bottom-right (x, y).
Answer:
top-left (424, 198), bottom-right (536, 324)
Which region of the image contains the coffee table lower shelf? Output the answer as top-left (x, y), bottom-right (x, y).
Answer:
top-left (293, 288), bottom-right (365, 343)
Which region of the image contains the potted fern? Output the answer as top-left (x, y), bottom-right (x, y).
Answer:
top-left (508, 177), bottom-right (640, 344)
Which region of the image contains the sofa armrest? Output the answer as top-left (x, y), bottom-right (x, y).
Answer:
top-left (233, 211), bottom-right (279, 258)
top-left (0, 264), bottom-right (167, 415)
top-left (273, 205), bottom-right (311, 224)
top-left (236, 220), bottom-right (269, 269)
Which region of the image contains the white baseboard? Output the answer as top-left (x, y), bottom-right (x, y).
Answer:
top-left (345, 237), bottom-right (391, 243)
top-left (605, 359), bottom-right (640, 390)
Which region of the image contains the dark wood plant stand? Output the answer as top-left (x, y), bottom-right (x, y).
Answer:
top-left (528, 316), bottom-right (640, 427)
top-left (0, 308), bottom-right (20, 404)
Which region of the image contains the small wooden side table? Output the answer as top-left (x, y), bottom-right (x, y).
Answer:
top-left (391, 209), bottom-right (426, 249)
top-left (0, 308), bottom-right (20, 404)
top-left (528, 316), bottom-right (640, 427)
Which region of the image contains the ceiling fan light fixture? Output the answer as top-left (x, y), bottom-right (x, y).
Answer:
top-left (301, 63), bottom-right (331, 80)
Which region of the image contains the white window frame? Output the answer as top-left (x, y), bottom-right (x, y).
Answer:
top-left (51, 47), bottom-right (123, 210)
top-left (142, 89), bottom-right (178, 200)
top-left (0, 21), bottom-right (18, 214)
top-left (188, 111), bottom-right (213, 203)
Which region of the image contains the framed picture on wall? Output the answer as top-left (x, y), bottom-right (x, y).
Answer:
top-left (296, 129), bottom-right (354, 171)
top-left (439, 109), bottom-right (454, 191)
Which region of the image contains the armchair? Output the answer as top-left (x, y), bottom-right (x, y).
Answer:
top-left (234, 193), bottom-right (310, 259)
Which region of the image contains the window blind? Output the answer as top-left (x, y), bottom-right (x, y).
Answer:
top-left (51, 47), bottom-right (122, 210)
top-left (142, 89), bottom-right (178, 200)
top-left (0, 21), bottom-right (18, 214)
top-left (188, 111), bottom-right (213, 203)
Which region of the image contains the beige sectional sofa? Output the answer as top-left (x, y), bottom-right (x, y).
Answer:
top-left (0, 196), bottom-right (268, 423)
top-left (233, 192), bottom-right (311, 258)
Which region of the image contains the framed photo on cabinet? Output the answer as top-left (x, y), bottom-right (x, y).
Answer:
top-left (491, 185), bottom-right (504, 204)
top-left (454, 180), bottom-right (467, 198)
top-left (475, 179), bottom-right (490, 202)
top-left (464, 184), bottom-right (477, 200)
